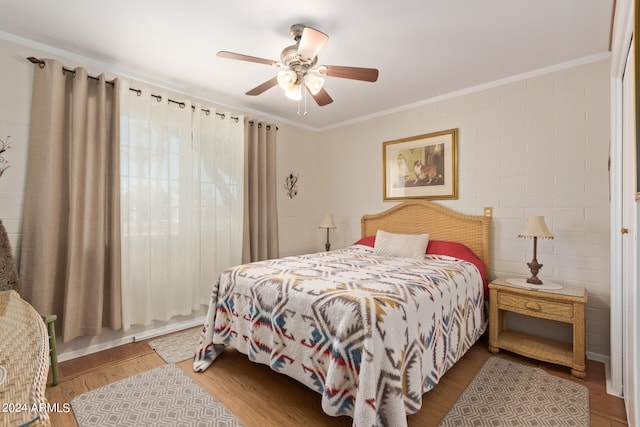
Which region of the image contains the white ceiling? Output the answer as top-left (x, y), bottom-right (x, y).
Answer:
top-left (0, 0), bottom-right (613, 131)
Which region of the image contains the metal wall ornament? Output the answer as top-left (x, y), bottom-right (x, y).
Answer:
top-left (0, 135), bottom-right (12, 179)
top-left (284, 172), bottom-right (299, 198)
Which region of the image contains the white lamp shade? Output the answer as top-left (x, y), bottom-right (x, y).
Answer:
top-left (319, 213), bottom-right (337, 229)
top-left (518, 216), bottom-right (554, 239)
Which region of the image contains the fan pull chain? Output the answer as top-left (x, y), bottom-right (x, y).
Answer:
top-left (297, 85), bottom-right (308, 116)
top-left (303, 86), bottom-right (308, 116)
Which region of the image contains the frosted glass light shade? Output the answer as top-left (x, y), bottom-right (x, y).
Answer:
top-left (277, 70), bottom-right (297, 90)
top-left (305, 73), bottom-right (324, 95)
top-left (284, 84), bottom-right (302, 100)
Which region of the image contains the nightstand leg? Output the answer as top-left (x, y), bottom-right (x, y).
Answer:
top-left (488, 288), bottom-right (500, 353)
top-left (571, 368), bottom-right (587, 379)
top-left (572, 301), bottom-right (586, 379)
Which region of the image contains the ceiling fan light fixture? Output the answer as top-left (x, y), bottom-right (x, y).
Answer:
top-left (305, 73), bottom-right (324, 95)
top-left (284, 84), bottom-right (302, 100)
top-left (218, 24), bottom-right (379, 110)
top-left (277, 69), bottom-right (297, 90)
top-left (297, 26), bottom-right (329, 62)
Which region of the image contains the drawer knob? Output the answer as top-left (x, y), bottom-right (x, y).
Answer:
top-left (524, 301), bottom-right (541, 310)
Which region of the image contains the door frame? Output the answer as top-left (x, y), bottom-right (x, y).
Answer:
top-left (611, 1), bottom-right (639, 425)
top-left (610, 0), bottom-right (633, 397)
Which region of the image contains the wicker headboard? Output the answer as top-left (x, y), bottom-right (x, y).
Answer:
top-left (361, 200), bottom-right (492, 273)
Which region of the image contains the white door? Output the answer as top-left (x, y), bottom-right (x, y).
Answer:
top-left (621, 33), bottom-right (638, 427)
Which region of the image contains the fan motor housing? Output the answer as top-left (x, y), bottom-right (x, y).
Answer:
top-left (281, 45), bottom-right (300, 66)
top-left (281, 44), bottom-right (316, 79)
top-left (290, 24), bottom-right (306, 40)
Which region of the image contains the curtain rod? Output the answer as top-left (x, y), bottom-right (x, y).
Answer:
top-left (26, 56), bottom-right (242, 122)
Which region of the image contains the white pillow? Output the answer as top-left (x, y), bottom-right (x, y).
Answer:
top-left (373, 230), bottom-right (430, 259)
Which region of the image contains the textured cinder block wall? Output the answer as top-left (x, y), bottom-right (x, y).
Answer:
top-left (0, 38), bottom-right (34, 256)
top-left (315, 57), bottom-right (611, 357)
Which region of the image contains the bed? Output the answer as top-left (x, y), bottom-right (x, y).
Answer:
top-left (193, 200), bottom-right (492, 427)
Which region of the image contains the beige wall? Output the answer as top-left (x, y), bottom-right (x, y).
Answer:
top-left (0, 34), bottom-right (611, 358)
top-left (0, 37), bottom-right (33, 253)
top-left (274, 125), bottom-right (325, 255)
top-left (312, 59), bottom-right (612, 357)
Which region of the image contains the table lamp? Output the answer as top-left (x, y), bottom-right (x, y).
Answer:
top-left (319, 214), bottom-right (337, 251)
top-left (518, 216), bottom-right (554, 284)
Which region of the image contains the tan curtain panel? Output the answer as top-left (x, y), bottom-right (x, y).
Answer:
top-left (242, 120), bottom-right (279, 262)
top-left (20, 59), bottom-right (122, 342)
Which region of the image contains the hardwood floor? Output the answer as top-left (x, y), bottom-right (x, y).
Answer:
top-left (44, 332), bottom-right (627, 427)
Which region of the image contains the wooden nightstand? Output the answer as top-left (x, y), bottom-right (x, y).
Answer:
top-left (488, 277), bottom-right (588, 379)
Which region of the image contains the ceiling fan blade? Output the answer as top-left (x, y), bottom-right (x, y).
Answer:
top-left (297, 27), bottom-right (329, 62)
top-left (320, 65), bottom-right (379, 82)
top-left (308, 86), bottom-right (333, 106)
top-left (217, 51), bottom-right (277, 66)
top-left (246, 77), bottom-right (278, 96)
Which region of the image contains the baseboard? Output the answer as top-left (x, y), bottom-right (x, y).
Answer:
top-left (587, 351), bottom-right (622, 398)
top-left (57, 316), bottom-right (205, 363)
top-left (132, 317), bottom-right (204, 342)
top-left (57, 336), bottom-right (135, 363)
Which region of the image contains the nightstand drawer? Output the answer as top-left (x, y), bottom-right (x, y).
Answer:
top-left (498, 293), bottom-right (573, 319)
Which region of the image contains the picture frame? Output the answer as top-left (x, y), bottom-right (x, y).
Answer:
top-left (383, 128), bottom-right (458, 201)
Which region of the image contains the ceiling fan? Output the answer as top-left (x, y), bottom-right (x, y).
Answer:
top-left (217, 24), bottom-right (379, 109)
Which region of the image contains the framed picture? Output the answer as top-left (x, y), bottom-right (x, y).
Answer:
top-left (383, 128), bottom-right (458, 201)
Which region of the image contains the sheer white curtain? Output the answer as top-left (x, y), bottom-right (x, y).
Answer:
top-left (119, 82), bottom-right (244, 329)
top-left (193, 108), bottom-right (244, 299)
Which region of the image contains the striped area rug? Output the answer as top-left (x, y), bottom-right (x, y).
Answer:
top-left (439, 357), bottom-right (589, 426)
top-left (71, 364), bottom-right (245, 427)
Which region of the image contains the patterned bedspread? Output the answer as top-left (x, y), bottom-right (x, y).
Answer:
top-left (193, 245), bottom-right (487, 427)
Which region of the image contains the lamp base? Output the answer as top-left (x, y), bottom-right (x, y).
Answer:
top-left (526, 276), bottom-right (543, 285)
top-left (526, 259), bottom-right (543, 285)
top-left (325, 228), bottom-right (331, 252)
